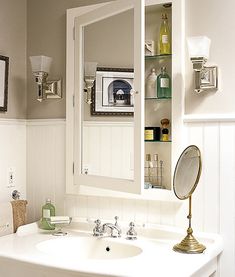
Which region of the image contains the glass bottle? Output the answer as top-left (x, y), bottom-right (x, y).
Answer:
top-left (157, 67), bottom-right (171, 98)
top-left (144, 154), bottom-right (153, 188)
top-left (145, 68), bottom-right (157, 98)
top-left (159, 160), bottom-right (164, 188)
top-left (152, 154), bottom-right (159, 186)
top-left (159, 13), bottom-right (171, 54)
top-left (41, 198), bottom-right (55, 230)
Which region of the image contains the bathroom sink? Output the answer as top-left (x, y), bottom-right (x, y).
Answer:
top-left (0, 222), bottom-right (223, 277)
top-left (36, 236), bottom-right (142, 260)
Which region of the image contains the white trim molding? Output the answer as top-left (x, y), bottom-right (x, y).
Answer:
top-left (184, 114), bottom-right (235, 123)
top-left (26, 118), bottom-right (65, 126)
top-left (0, 118), bottom-right (26, 125)
top-left (0, 118), bottom-right (66, 126)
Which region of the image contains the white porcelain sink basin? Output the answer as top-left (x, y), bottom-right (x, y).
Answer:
top-left (0, 222), bottom-right (223, 277)
top-left (36, 236), bottom-right (142, 260)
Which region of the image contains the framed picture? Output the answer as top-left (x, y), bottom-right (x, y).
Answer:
top-left (0, 55), bottom-right (9, 112)
top-left (91, 67), bottom-right (134, 116)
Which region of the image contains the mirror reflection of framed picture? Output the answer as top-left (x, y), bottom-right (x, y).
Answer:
top-left (0, 55), bottom-right (9, 112)
top-left (91, 67), bottom-right (134, 116)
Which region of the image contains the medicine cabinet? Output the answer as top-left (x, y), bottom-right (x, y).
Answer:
top-left (66, 0), bottom-right (185, 199)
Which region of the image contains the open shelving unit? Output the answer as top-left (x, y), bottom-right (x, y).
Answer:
top-left (144, 3), bottom-right (172, 192)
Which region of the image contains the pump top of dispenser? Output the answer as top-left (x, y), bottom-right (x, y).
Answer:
top-left (46, 198), bottom-right (51, 204)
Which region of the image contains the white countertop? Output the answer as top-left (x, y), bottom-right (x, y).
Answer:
top-left (0, 222), bottom-right (223, 277)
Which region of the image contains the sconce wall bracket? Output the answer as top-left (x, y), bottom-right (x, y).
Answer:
top-left (33, 71), bottom-right (62, 101)
top-left (191, 57), bottom-right (218, 94)
top-left (45, 80), bottom-right (62, 99)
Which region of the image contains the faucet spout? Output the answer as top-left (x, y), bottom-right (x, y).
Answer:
top-left (102, 223), bottom-right (121, 237)
top-left (93, 216), bottom-right (122, 238)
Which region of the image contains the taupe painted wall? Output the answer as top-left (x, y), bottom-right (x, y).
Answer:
top-left (2, 0), bottom-right (234, 118)
top-left (185, 0), bottom-right (235, 114)
top-left (27, 0), bottom-right (111, 119)
top-left (83, 9), bottom-right (134, 121)
top-left (0, 0), bottom-right (27, 119)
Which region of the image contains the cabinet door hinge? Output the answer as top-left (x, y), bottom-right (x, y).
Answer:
top-left (73, 162), bottom-right (74, 175)
top-left (73, 95), bottom-right (75, 107)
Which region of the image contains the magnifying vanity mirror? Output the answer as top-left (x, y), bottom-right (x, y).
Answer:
top-left (173, 145), bottom-right (206, 254)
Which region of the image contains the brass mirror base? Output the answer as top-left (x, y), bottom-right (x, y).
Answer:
top-left (173, 228), bottom-right (206, 254)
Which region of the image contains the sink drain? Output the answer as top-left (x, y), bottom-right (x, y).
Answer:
top-left (106, 246), bottom-right (110, 252)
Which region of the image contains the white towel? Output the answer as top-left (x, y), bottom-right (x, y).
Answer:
top-left (0, 202), bottom-right (13, 236)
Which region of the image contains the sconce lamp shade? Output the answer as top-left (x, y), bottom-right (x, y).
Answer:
top-left (187, 36), bottom-right (211, 59)
top-left (84, 62), bottom-right (97, 77)
top-left (29, 55), bottom-right (52, 73)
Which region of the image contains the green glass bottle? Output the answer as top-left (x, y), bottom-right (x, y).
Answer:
top-left (157, 67), bottom-right (171, 98)
top-left (40, 198), bottom-right (55, 230)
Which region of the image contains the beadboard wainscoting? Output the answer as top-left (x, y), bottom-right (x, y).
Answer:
top-left (0, 119), bottom-right (26, 202)
top-left (26, 120), bottom-right (66, 223)
top-left (185, 120), bottom-right (235, 277)
top-left (26, 118), bottom-right (235, 277)
top-left (83, 121), bottom-right (134, 179)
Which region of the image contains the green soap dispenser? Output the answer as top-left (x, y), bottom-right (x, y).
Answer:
top-left (40, 198), bottom-right (55, 230)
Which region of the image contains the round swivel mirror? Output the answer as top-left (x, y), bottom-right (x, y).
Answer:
top-left (173, 145), bottom-right (206, 254)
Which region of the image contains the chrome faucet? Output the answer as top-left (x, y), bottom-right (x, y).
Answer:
top-left (93, 216), bottom-right (122, 238)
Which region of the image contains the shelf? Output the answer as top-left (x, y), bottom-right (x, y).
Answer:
top-left (145, 54), bottom-right (172, 60)
top-left (145, 96), bottom-right (171, 100)
top-left (145, 140), bottom-right (172, 143)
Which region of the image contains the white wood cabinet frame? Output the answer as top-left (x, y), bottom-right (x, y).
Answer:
top-left (66, 0), bottom-right (185, 199)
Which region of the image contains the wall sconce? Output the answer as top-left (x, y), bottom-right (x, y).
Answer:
top-left (29, 55), bottom-right (62, 102)
top-left (84, 62), bottom-right (97, 104)
top-left (187, 36), bottom-right (218, 94)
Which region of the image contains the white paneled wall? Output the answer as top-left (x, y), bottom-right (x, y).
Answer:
top-left (26, 119), bottom-right (235, 277)
top-left (26, 120), bottom-right (65, 223)
top-left (185, 121), bottom-right (235, 277)
top-left (83, 121), bottom-right (133, 179)
top-left (0, 119), bottom-right (26, 202)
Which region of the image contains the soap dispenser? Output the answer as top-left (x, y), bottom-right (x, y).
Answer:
top-left (41, 198), bottom-right (55, 230)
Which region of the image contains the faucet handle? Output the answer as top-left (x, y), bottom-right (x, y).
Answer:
top-left (94, 219), bottom-right (101, 226)
top-left (114, 216), bottom-right (119, 226)
top-left (129, 222), bottom-right (135, 228)
top-left (114, 216), bottom-right (121, 232)
top-left (126, 222), bottom-right (137, 240)
top-left (93, 219), bottom-right (102, 236)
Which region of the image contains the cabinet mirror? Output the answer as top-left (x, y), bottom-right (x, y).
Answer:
top-left (81, 9), bottom-right (134, 180)
top-left (72, 0), bottom-right (143, 194)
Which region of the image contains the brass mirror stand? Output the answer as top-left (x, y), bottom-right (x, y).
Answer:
top-left (173, 196), bottom-right (206, 254)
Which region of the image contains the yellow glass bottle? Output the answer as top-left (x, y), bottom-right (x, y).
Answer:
top-left (159, 14), bottom-right (171, 54)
